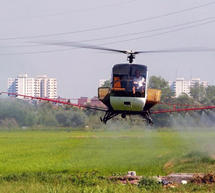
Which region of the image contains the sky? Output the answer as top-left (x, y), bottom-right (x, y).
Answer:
top-left (0, 0), bottom-right (215, 98)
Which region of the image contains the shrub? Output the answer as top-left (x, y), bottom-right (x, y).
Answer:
top-left (138, 177), bottom-right (161, 190)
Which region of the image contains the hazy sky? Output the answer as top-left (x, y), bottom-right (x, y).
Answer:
top-left (0, 0), bottom-right (215, 98)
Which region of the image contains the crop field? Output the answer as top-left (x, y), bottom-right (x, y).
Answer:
top-left (0, 129), bottom-right (215, 192)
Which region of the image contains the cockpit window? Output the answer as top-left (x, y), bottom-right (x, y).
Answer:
top-left (131, 65), bottom-right (147, 78)
top-left (112, 64), bottom-right (129, 75)
top-left (111, 64), bottom-right (147, 97)
top-left (132, 70), bottom-right (145, 96)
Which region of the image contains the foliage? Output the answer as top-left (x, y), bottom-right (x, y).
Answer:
top-left (138, 177), bottom-right (161, 190)
top-left (149, 76), bottom-right (174, 126)
top-left (102, 80), bottom-right (111, 87)
top-left (0, 99), bottom-right (37, 127)
top-left (0, 98), bottom-right (88, 129)
top-left (174, 93), bottom-right (195, 105)
top-left (0, 130), bottom-right (215, 175)
top-left (0, 118), bottom-right (19, 128)
top-left (206, 86), bottom-right (215, 100)
top-left (149, 76), bottom-right (215, 127)
top-left (56, 111), bottom-right (86, 127)
top-left (190, 83), bottom-right (206, 102)
top-left (0, 130), bottom-right (214, 192)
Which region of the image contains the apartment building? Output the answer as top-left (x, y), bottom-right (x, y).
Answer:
top-left (169, 78), bottom-right (208, 97)
top-left (8, 74), bottom-right (57, 99)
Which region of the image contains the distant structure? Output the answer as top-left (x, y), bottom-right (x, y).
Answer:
top-left (77, 96), bottom-right (106, 108)
top-left (90, 96), bottom-right (106, 107)
top-left (169, 78), bottom-right (208, 97)
top-left (8, 74), bottom-right (57, 99)
top-left (78, 97), bottom-right (90, 106)
top-left (35, 75), bottom-right (57, 99)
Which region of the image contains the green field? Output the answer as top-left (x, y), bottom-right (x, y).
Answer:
top-left (0, 129), bottom-right (215, 192)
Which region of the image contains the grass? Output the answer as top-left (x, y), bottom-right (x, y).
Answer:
top-left (0, 128), bottom-right (215, 192)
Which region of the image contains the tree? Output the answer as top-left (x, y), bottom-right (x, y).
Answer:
top-left (70, 112), bottom-right (86, 128)
top-left (205, 86), bottom-right (215, 104)
top-left (56, 111), bottom-right (86, 128)
top-left (55, 113), bottom-right (68, 125)
top-left (190, 83), bottom-right (206, 102)
top-left (148, 76), bottom-right (174, 127)
top-left (175, 93), bottom-right (195, 105)
top-left (198, 86), bottom-right (215, 105)
top-left (102, 80), bottom-right (111, 87)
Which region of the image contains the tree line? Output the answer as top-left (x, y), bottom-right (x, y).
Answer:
top-left (0, 76), bottom-right (215, 129)
top-left (149, 76), bottom-right (215, 127)
top-left (0, 98), bottom-right (89, 129)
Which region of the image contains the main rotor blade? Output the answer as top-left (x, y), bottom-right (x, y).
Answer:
top-left (42, 41), bottom-right (128, 54)
top-left (40, 41), bottom-right (215, 55)
top-left (135, 47), bottom-right (215, 54)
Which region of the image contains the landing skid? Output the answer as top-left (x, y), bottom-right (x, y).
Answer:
top-left (100, 110), bottom-right (153, 125)
top-left (141, 111), bottom-right (153, 125)
top-left (100, 111), bottom-right (119, 124)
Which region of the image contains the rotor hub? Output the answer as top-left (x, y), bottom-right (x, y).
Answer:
top-left (127, 53), bottom-right (135, 64)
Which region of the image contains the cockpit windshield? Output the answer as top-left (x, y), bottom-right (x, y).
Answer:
top-left (112, 64), bottom-right (147, 97)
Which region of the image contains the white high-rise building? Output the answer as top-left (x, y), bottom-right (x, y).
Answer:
top-left (47, 78), bottom-right (57, 98)
top-left (174, 78), bottom-right (191, 97)
top-left (169, 78), bottom-right (208, 97)
top-left (190, 78), bottom-right (209, 88)
top-left (35, 75), bottom-right (57, 98)
top-left (8, 74), bottom-right (57, 99)
top-left (17, 74), bottom-right (35, 96)
top-left (8, 74), bottom-right (35, 98)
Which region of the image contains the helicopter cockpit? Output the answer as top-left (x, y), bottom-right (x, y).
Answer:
top-left (111, 64), bottom-right (147, 97)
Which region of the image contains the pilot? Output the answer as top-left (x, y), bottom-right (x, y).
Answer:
top-left (133, 70), bottom-right (145, 95)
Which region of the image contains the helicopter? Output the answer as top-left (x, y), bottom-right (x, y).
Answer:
top-left (41, 42), bottom-right (215, 124)
top-left (3, 42), bottom-right (215, 124)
